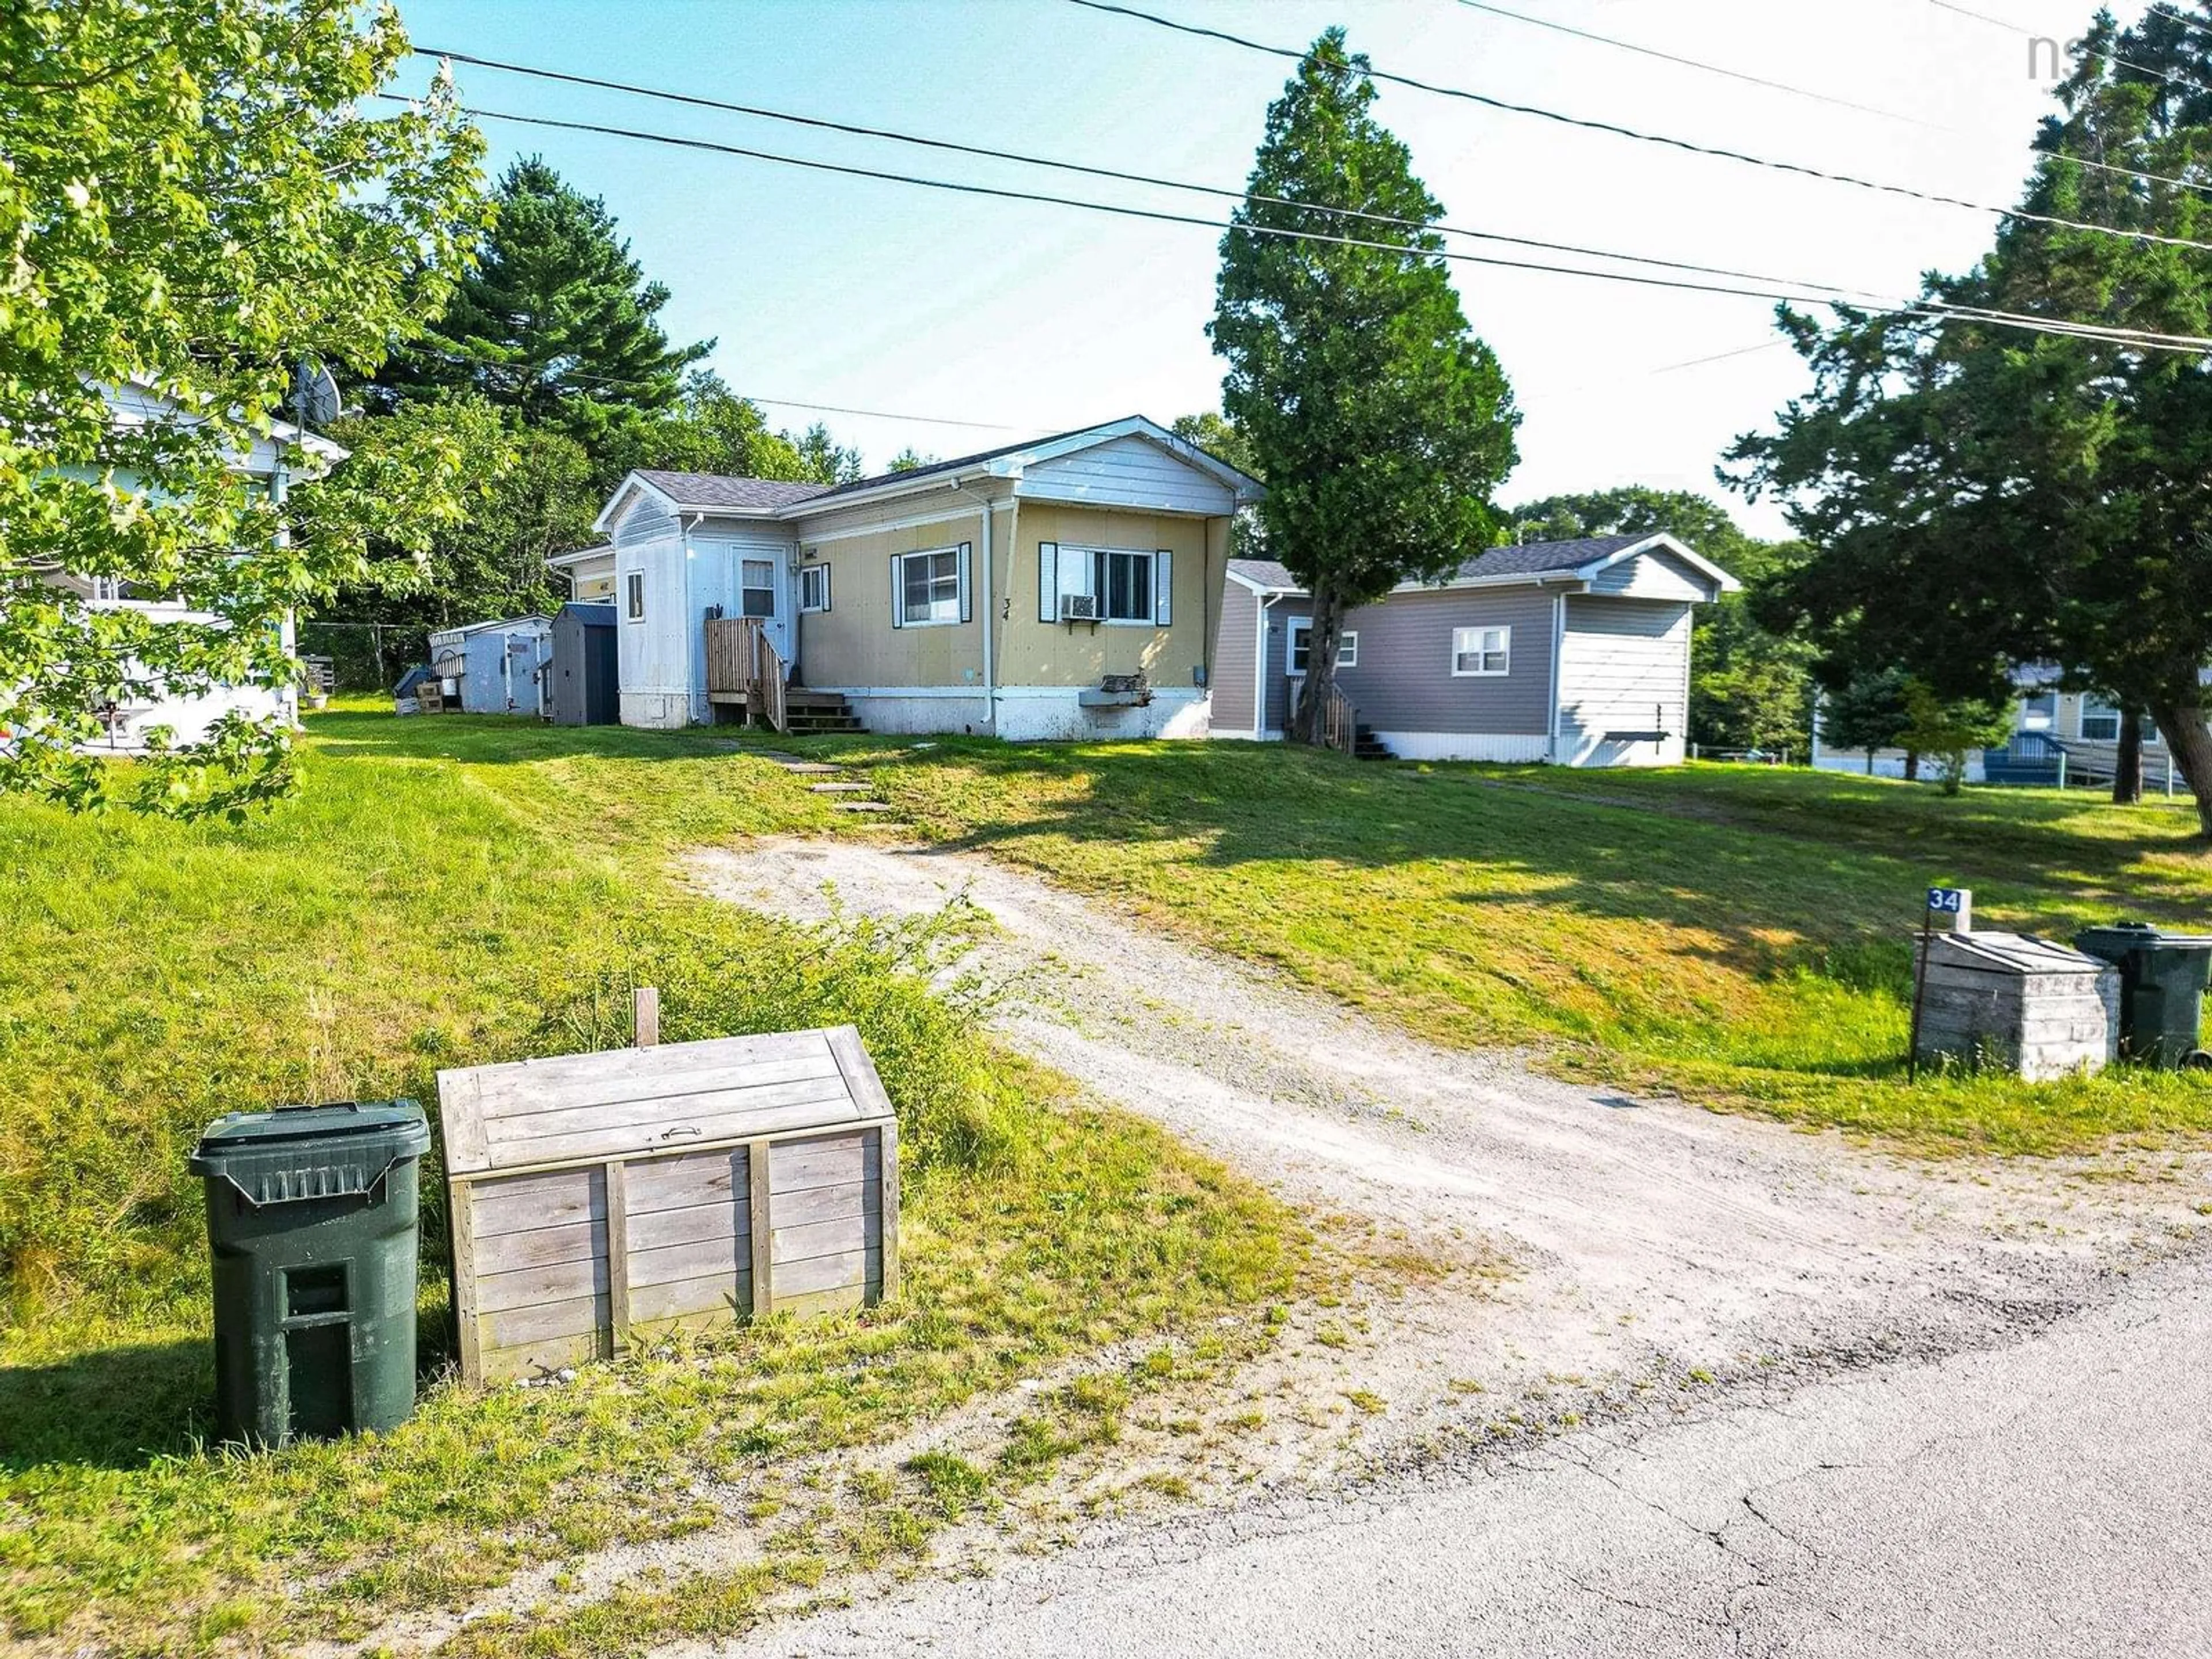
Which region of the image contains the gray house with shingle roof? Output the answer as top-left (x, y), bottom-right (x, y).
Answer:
top-left (1213, 533), bottom-right (1738, 765)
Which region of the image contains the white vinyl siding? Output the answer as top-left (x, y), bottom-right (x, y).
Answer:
top-left (1556, 597), bottom-right (1691, 767)
top-left (1452, 626), bottom-right (1510, 676)
top-left (1016, 433), bottom-right (1237, 516)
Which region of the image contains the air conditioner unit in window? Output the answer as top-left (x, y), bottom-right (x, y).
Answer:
top-left (1058, 593), bottom-right (1099, 623)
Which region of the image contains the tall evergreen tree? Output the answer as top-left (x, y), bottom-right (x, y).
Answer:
top-left (375, 157), bottom-right (710, 449)
top-left (1212, 30), bottom-right (1518, 746)
top-left (1731, 6), bottom-right (2212, 831)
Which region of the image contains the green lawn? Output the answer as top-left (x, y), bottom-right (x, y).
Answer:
top-left (0, 711), bottom-right (1304, 1656)
top-left (756, 735), bottom-right (2212, 1154)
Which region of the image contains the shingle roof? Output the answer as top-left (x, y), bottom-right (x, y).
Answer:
top-left (1230, 535), bottom-right (1657, 597)
top-left (628, 416), bottom-right (1262, 520)
top-left (633, 470), bottom-right (834, 512)
top-left (1453, 533), bottom-right (1650, 581)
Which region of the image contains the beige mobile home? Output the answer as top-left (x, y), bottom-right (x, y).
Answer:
top-left (593, 415), bottom-right (1262, 739)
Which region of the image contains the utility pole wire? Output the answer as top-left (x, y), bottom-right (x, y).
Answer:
top-left (1453, 0), bottom-right (1945, 130)
top-left (411, 45), bottom-right (1873, 301)
top-left (387, 95), bottom-right (2212, 354)
top-left (1065, 0), bottom-right (2212, 252)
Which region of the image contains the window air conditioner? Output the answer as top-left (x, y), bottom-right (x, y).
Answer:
top-left (1058, 592), bottom-right (1099, 623)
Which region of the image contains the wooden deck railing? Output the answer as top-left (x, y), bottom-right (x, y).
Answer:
top-left (704, 615), bottom-right (788, 733)
top-left (1290, 677), bottom-right (1359, 755)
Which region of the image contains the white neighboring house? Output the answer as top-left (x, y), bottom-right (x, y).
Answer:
top-left (33, 382), bottom-right (347, 749)
top-left (547, 544), bottom-right (615, 603)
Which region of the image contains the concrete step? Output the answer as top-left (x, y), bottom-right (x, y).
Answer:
top-left (808, 781), bottom-right (874, 794)
top-left (832, 800), bottom-right (899, 813)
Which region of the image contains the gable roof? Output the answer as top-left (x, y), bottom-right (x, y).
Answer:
top-left (594, 415), bottom-right (1264, 535)
top-left (631, 471), bottom-right (834, 512)
top-left (1227, 532), bottom-right (1740, 600)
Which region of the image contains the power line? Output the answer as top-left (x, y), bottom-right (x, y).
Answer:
top-left (397, 94), bottom-right (2212, 354)
top-left (1064, 0), bottom-right (2212, 253)
top-left (1453, 1), bottom-right (1941, 129)
top-left (399, 53), bottom-right (2212, 345)
top-left (402, 340), bottom-right (1045, 426)
top-left (1460, 0), bottom-right (2212, 200)
top-left (412, 44), bottom-right (1874, 301)
top-left (1932, 0), bottom-right (2212, 101)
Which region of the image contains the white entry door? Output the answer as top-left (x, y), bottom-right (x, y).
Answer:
top-left (731, 549), bottom-right (794, 671)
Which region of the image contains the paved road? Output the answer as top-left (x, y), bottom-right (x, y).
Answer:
top-left (730, 1248), bottom-right (2212, 1658)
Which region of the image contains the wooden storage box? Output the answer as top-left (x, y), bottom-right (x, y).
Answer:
top-left (437, 1025), bottom-right (899, 1384)
top-left (1914, 931), bottom-right (2118, 1081)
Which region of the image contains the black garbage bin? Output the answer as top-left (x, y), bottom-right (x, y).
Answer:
top-left (2073, 923), bottom-right (2212, 1069)
top-left (188, 1100), bottom-right (431, 1446)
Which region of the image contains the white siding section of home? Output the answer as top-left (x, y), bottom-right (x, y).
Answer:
top-left (1586, 549), bottom-right (1715, 604)
top-left (689, 533), bottom-right (800, 713)
top-left (1556, 597), bottom-right (1692, 767)
top-left (1016, 435), bottom-right (1237, 517)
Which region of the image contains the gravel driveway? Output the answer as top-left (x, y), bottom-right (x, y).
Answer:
top-left (682, 835), bottom-right (2212, 1652)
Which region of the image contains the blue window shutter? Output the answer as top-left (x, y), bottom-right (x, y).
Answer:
top-left (890, 554), bottom-right (903, 628)
top-left (1037, 542), bottom-right (1058, 622)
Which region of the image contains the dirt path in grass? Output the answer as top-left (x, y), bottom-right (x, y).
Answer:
top-left (688, 838), bottom-right (2210, 1457)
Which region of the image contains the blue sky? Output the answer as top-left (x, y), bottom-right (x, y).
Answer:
top-left (387, 0), bottom-right (2140, 538)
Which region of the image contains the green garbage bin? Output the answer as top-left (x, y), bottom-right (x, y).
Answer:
top-left (188, 1100), bottom-right (431, 1446)
top-left (2073, 923), bottom-right (2212, 1069)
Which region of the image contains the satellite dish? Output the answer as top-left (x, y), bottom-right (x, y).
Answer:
top-left (290, 359), bottom-right (342, 431)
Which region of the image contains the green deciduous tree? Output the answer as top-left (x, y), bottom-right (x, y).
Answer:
top-left (0, 0), bottom-right (487, 817)
top-left (1211, 29), bottom-right (1519, 745)
top-left (1510, 488), bottom-right (1815, 755)
top-left (374, 157), bottom-right (709, 449)
top-left (1899, 680), bottom-right (2015, 796)
top-left (1730, 5), bottom-right (2212, 832)
top-left (1173, 411), bottom-right (1265, 560)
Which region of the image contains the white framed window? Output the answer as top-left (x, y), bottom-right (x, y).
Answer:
top-left (1286, 617), bottom-right (1312, 676)
top-left (740, 558), bottom-right (777, 619)
top-left (894, 544), bottom-right (968, 628)
top-left (624, 570), bottom-right (645, 622)
top-left (1452, 625), bottom-right (1510, 676)
top-left (2020, 691), bottom-right (2056, 730)
top-left (2081, 695), bottom-right (2120, 742)
top-left (1338, 631), bottom-right (1358, 669)
top-left (1039, 543), bottom-right (1172, 626)
top-left (798, 563), bottom-right (831, 614)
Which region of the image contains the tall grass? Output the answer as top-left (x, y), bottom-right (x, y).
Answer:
top-left (0, 717), bottom-right (1305, 1653)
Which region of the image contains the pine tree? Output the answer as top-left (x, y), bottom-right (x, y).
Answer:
top-left (376, 158), bottom-right (710, 449)
top-left (1731, 5), bottom-right (2212, 832)
top-left (1211, 30), bottom-right (1518, 747)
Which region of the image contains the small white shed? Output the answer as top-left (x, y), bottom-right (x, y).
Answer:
top-left (424, 615), bottom-right (554, 717)
top-left (437, 1025), bottom-right (900, 1384)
